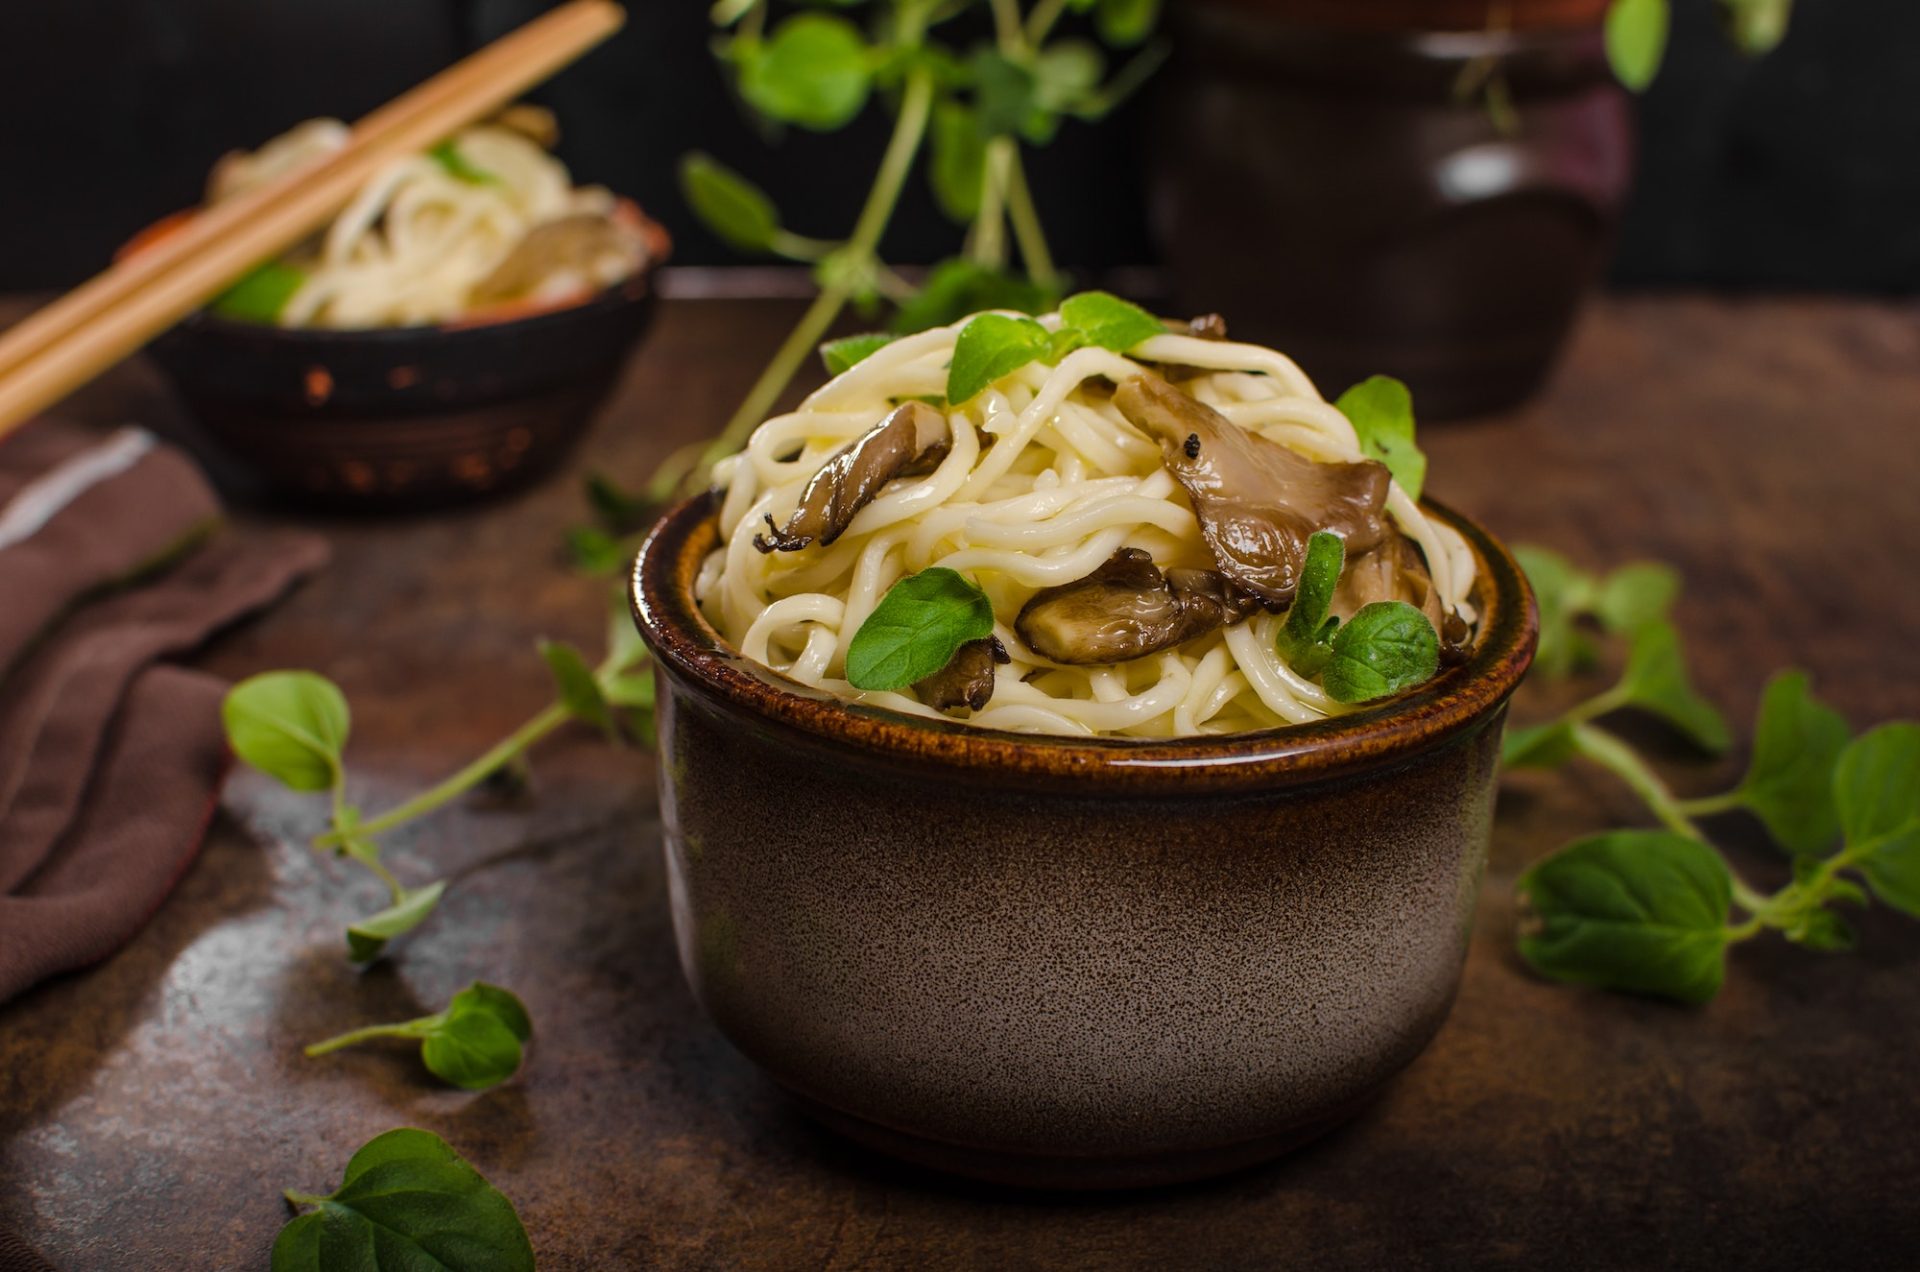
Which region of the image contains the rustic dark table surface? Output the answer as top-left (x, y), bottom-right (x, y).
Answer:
top-left (2, 294), bottom-right (1918, 1271)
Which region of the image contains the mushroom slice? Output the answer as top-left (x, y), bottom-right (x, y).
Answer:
top-left (914, 636), bottom-right (1011, 713)
top-left (753, 401), bottom-right (950, 553)
top-left (1113, 374), bottom-right (1391, 607)
top-left (1334, 531), bottom-right (1473, 663)
top-left (469, 213), bottom-right (642, 307)
top-left (1016, 548), bottom-right (1263, 665)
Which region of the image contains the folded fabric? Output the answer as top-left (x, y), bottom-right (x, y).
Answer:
top-left (0, 421), bottom-right (327, 1005)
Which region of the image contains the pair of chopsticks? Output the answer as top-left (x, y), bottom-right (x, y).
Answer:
top-left (0, 0), bottom-right (625, 440)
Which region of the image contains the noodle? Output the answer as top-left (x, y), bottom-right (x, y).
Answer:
top-left (701, 312), bottom-right (1478, 738)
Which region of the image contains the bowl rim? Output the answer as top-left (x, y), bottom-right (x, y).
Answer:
top-left (632, 494), bottom-right (1537, 794)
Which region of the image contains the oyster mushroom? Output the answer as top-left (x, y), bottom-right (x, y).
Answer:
top-left (1015, 548), bottom-right (1263, 665)
top-left (1113, 374), bottom-right (1390, 607)
top-left (913, 636), bottom-right (1010, 713)
top-left (754, 401), bottom-right (950, 553)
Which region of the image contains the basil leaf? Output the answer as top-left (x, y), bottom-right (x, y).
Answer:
top-left (928, 99), bottom-right (987, 222)
top-left (428, 139), bottom-right (497, 185)
top-left (1333, 375), bottom-right (1426, 502)
top-left (947, 312), bottom-right (1054, 404)
top-left (1517, 829), bottom-right (1732, 1002)
top-left (223, 671), bottom-right (350, 792)
top-left (1096, 0), bottom-right (1161, 47)
top-left (1732, 671), bottom-right (1849, 855)
top-left (273, 1128), bottom-right (534, 1272)
top-left (1057, 290), bottom-right (1163, 354)
top-left (845, 568), bottom-right (995, 691)
top-left (1278, 530), bottom-right (1344, 664)
top-left (820, 332), bottom-right (897, 376)
top-left (346, 880), bottom-right (446, 963)
top-left (1512, 544), bottom-right (1599, 679)
top-left (211, 261), bottom-right (308, 324)
top-left (738, 14), bottom-right (873, 131)
top-left (1502, 720), bottom-right (1578, 769)
top-left (890, 258), bottom-right (1056, 334)
top-left (1834, 723), bottom-right (1920, 916)
top-left (679, 152), bottom-right (781, 253)
top-left (1617, 620), bottom-right (1731, 753)
top-left (1605, 0), bottom-right (1671, 90)
top-left (1322, 601), bottom-right (1440, 704)
top-left (540, 639), bottom-right (613, 734)
top-left (1593, 561), bottom-right (1680, 635)
top-left (422, 1013), bottom-right (524, 1091)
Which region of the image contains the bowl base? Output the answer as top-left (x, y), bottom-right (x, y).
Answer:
top-left (783, 1085), bottom-right (1385, 1191)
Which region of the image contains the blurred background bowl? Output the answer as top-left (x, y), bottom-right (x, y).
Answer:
top-left (147, 207), bottom-right (668, 511)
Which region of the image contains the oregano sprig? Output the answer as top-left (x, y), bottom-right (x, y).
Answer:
top-left (1505, 545), bottom-right (1919, 1002)
top-left (305, 983), bottom-right (534, 1091)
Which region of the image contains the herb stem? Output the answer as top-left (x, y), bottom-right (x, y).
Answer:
top-left (303, 1021), bottom-right (421, 1058)
top-left (1674, 790), bottom-right (1744, 817)
top-left (971, 138), bottom-right (1014, 270)
top-left (334, 702), bottom-right (572, 842)
top-left (1025, 0), bottom-right (1070, 46)
top-left (1003, 148), bottom-right (1058, 287)
top-left (283, 1189), bottom-right (329, 1210)
top-left (989, 0), bottom-right (1025, 53)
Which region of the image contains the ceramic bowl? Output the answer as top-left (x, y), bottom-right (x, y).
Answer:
top-left (631, 496), bottom-right (1536, 1189)
top-left (146, 211), bottom-right (669, 511)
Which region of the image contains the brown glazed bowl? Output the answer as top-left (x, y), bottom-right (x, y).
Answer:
top-left (632, 497), bottom-right (1536, 1190)
top-left (147, 210), bottom-right (669, 511)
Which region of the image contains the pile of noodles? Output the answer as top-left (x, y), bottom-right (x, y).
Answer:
top-left (701, 314), bottom-right (1478, 739)
top-left (208, 114), bottom-right (643, 328)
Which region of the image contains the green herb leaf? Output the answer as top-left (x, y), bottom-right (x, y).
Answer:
top-left (1333, 376), bottom-right (1426, 502)
top-left (223, 672), bottom-right (351, 792)
top-left (1278, 530), bottom-right (1344, 665)
top-left (1783, 907), bottom-right (1855, 953)
top-left (1503, 720), bottom-right (1579, 769)
top-left (540, 640), bottom-right (614, 735)
top-left (845, 568), bottom-right (995, 691)
top-left (1718, 0), bottom-right (1793, 55)
top-left (584, 472), bottom-right (652, 534)
top-left (422, 983), bottom-right (533, 1091)
top-left (428, 139), bottom-right (497, 186)
top-left (1058, 291), bottom-right (1163, 355)
top-left (1512, 545), bottom-right (1599, 679)
top-left (928, 99), bottom-right (987, 222)
top-left (946, 312), bottom-right (1054, 404)
top-left (1516, 829), bottom-right (1733, 1003)
top-left (565, 527), bottom-right (627, 576)
top-left (890, 258), bottom-right (1056, 334)
top-left (1605, 0), bottom-right (1671, 90)
top-left (738, 14), bottom-right (873, 131)
top-left (1730, 671), bottom-right (1849, 855)
top-left (1095, 0), bottom-right (1161, 47)
top-left (679, 152), bottom-right (782, 253)
top-left (1617, 620), bottom-right (1731, 753)
top-left (1593, 562), bottom-right (1680, 635)
top-left (210, 261), bottom-right (308, 324)
top-left (345, 880), bottom-right (446, 963)
top-left (819, 332), bottom-right (897, 376)
top-left (971, 50), bottom-right (1055, 144)
top-left (1834, 723), bottom-right (1920, 916)
top-left (1032, 41), bottom-right (1106, 113)
top-left (272, 1128), bottom-right (534, 1272)
top-left (1322, 601), bottom-right (1440, 704)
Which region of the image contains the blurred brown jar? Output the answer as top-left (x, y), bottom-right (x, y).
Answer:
top-left (1153, 0), bottom-right (1631, 418)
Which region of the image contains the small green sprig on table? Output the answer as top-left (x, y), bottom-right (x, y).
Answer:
top-left (1504, 546), bottom-right (1920, 1003)
top-left (304, 982), bottom-right (533, 1091)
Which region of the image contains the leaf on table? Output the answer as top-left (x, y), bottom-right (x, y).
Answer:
top-left (346, 880), bottom-right (447, 964)
top-left (222, 671), bottom-right (351, 792)
top-left (1593, 561), bottom-right (1680, 636)
top-left (1617, 620), bottom-right (1731, 753)
top-left (1834, 723), bottom-right (1920, 915)
top-left (1511, 545), bottom-right (1599, 680)
top-left (1503, 720), bottom-right (1579, 769)
top-left (1516, 829), bottom-right (1733, 1003)
top-left (540, 640), bottom-right (614, 735)
top-left (1732, 670), bottom-right (1849, 855)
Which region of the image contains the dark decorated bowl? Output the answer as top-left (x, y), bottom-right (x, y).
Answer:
top-left (631, 496), bottom-right (1536, 1189)
top-left (147, 211), bottom-right (668, 511)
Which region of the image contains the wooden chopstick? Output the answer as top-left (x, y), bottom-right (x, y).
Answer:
top-left (0, 0), bottom-right (625, 437)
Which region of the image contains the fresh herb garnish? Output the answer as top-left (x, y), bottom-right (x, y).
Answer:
top-left (273, 1128), bottom-right (534, 1271)
top-left (1333, 375), bottom-right (1426, 502)
top-left (428, 140), bottom-right (497, 186)
top-left (819, 332), bottom-right (897, 376)
top-left (735, 11), bottom-right (874, 132)
top-left (305, 982), bottom-right (533, 1091)
top-left (1276, 530), bottom-right (1344, 675)
top-left (224, 672), bottom-right (350, 792)
top-left (1055, 290), bottom-right (1164, 356)
top-left (678, 153), bottom-right (782, 253)
top-left (1504, 543), bottom-right (1920, 1001)
top-left (211, 261), bottom-right (307, 324)
top-left (1323, 602), bottom-right (1441, 704)
top-left (845, 567), bottom-right (995, 691)
top-left (946, 312), bottom-right (1053, 404)
top-left (1513, 545), bottom-right (1678, 678)
top-left (1603, 0), bottom-right (1670, 90)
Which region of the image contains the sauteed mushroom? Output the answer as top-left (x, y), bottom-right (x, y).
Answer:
top-left (1335, 532), bottom-right (1474, 663)
top-left (914, 636), bottom-right (1011, 713)
top-left (754, 402), bottom-right (950, 553)
top-left (1015, 548), bottom-right (1262, 665)
top-left (1113, 375), bottom-right (1390, 606)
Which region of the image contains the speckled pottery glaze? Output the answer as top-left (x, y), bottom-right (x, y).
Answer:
top-left (632, 497), bottom-right (1536, 1189)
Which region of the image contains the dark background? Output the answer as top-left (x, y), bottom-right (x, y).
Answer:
top-left (1, 0), bottom-right (1915, 292)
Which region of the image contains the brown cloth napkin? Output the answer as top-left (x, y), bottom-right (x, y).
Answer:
top-left (0, 421), bottom-right (327, 1005)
